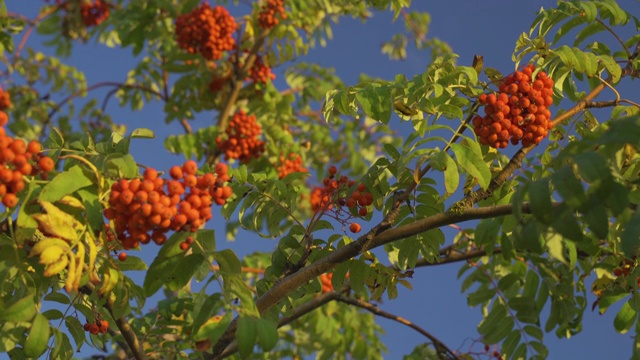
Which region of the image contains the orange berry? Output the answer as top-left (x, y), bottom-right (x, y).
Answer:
top-left (183, 160), bottom-right (198, 175)
top-left (349, 223), bottom-right (361, 233)
top-left (2, 193), bottom-right (18, 208)
top-left (118, 252), bottom-right (127, 261)
top-left (38, 156), bottom-right (55, 172)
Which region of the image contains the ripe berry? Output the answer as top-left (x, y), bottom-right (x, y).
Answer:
top-left (99, 320), bottom-right (109, 333)
top-left (349, 223), bottom-right (361, 234)
top-left (89, 324), bottom-right (100, 335)
top-left (2, 193), bottom-right (17, 208)
top-left (180, 241), bottom-right (189, 251)
top-left (118, 252), bottom-right (127, 261)
top-left (83, 323), bottom-right (91, 331)
top-left (38, 156), bottom-right (55, 172)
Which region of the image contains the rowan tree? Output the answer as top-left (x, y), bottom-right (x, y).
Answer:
top-left (1, 1), bottom-right (640, 359)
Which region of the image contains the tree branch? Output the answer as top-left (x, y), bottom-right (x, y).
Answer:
top-left (210, 202), bottom-right (538, 356)
top-left (336, 295), bottom-right (461, 360)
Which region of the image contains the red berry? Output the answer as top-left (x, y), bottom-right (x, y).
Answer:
top-left (349, 223), bottom-right (361, 234)
top-left (118, 252), bottom-right (127, 261)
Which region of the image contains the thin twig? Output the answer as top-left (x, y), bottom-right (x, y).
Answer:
top-left (595, 18), bottom-right (631, 60)
top-left (336, 295), bottom-right (461, 360)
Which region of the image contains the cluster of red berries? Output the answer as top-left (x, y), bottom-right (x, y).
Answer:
top-left (482, 344), bottom-right (503, 360)
top-left (473, 64), bottom-right (554, 148)
top-left (276, 153), bottom-right (306, 179)
top-left (0, 100), bottom-right (54, 209)
top-left (80, 0), bottom-right (110, 27)
top-left (83, 319), bottom-right (109, 335)
top-left (0, 86), bottom-right (10, 110)
top-left (309, 165), bottom-right (373, 233)
top-left (175, 3), bottom-right (237, 61)
top-left (257, 0), bottom-right (287, 30)
top-left (103, 160), bottom-right (232, 250)
top-left (216, 110), bottom-right (265, 163)
top-left (209, 74), bottom-right (229, 93)
top-left (319, 273), bottom-right (333, 293)
top-left (248, 55), bottom-right (276, 84)
top-left (612, 263), bottom-right (640, 287)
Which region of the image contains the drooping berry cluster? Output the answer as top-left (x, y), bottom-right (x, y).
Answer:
top-left (83, 319), bottom-right (109, 335)
top-left (80, 0), bottom-right (110, 27)
top-left (248, 55), bottom-right (276, 84)
top-left (276, 153), bottom-right (307, 179)
top-left (0, 86), bottom-right (11, 110)
top-left (175, 3), bottom-right (237, 61)
top-left (0, 109), bottom-right (54, 209)
top-left (473, 64), bottom-right (554, 148)
top-left (209, 74), bottom-right (229, 93)
top-left (319, 272), bottom-right (333, 293)
top-left (309, 165), bottom-right (373, 233)
top-left (216, 110), bottom-right (265, 163)
top-left (257, 0), bottom-right (287, 30)
top-left (103, 161), bottom-right (232, 250)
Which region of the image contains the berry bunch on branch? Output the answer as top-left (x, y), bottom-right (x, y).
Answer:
top-left (216, 110), bottom-right (265, 163)
top-left (310, 165), bottom-right (374, 233)
top-left (83, 319), bottom-right (109, 335)
top-left (103, 160), bottom-right (232, 250)
top-left (276, 152), bottom-right (307, 179)
top-left (473, 64), bottom-right (554, 148)
top-left (248, 55), bottom-right (276, 84)
top-left (175, 3), bottom-right (237, 61)
top-left (257, 0), bottom-right (287, 30)
top-left (0, 92), bottom-right (54, 209)
top-left (80, 0), bottom-right (110, 27)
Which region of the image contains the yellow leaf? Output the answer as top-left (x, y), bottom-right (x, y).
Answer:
top-left (43, 255), bottom-right (68, 277)
top-left (87, 235), bottom-right (100, 283)
top-left (39, 246), bottom-right (65, 265)
top-left (73, 241), bottom-right (85, 290)
top-left (65, 252), bottom-right (76, 294)
top-left (28, 237), bottom-right (70, 258)
top-left (99, 267), bottom-right (119, 296)
top-left (58, 195), bottom-right (85, 210)
top-left (33, 201), bottom-right (84, 243)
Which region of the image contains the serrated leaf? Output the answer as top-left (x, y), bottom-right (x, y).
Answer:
top-left (32, 201), bottom-right (84, 243)
top-left (65, 316), bottom-right (85, 352)
top-left (39, 165), bottom-right (93, 203)
top-left (24, 313), bottom-right (50, 358)
top-left (614, 300), bottom-right (636, 334)
top-left (0, 291), bottom-right (36, 322)
top-left (130, 128), bottom-right (155, 138)
top-left (450, 142), bottom-right (491, 190)
top-left (237, 316), bottom-right (257, 358)
top-left (255, 318), bottom-right (278, 351)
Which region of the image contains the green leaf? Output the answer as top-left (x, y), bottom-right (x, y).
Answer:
top-left (443, 153), bottom-right (459, 194)
top-left (130, 128), bottom-right (155, 138)
top-left (450, 142), bottom-right (491, 190)
top-left (24, 313), bottom-right (50, 358)
top-left (356, 84), bottom-right (392, 124)
top-left (167, 254), bottom-right (206, 291)
top-left (215, 249), bottom-right (242, 274)
top-left (349, 259), bottom-right (369, 294)
top-left (0, 292), bottom-right (36, 322)
top-left (255, 318), bottom-right (278, 351)
top-left (529, 180), bottom-right (553, 224)
top-left (117, 255), bottom-right (148, 271)
top-left (237, 316), bottom-right (257, 358)
top-left (598, 54), bottom-right (622, 82)
top-left (621, 210), bottom-right (640, 257)
top-left (614, 300), bottom-right (636, 334)
top-left (65, 316), bottom-right (85, 352)
top-left (39, 165), bottom-right (93, 203)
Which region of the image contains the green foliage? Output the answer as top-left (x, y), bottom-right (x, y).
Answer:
top-left (1, 0), bottom-right (640, 359)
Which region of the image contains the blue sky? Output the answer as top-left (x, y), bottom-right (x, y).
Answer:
top-left (6, 1), bottom-right (640, 359)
